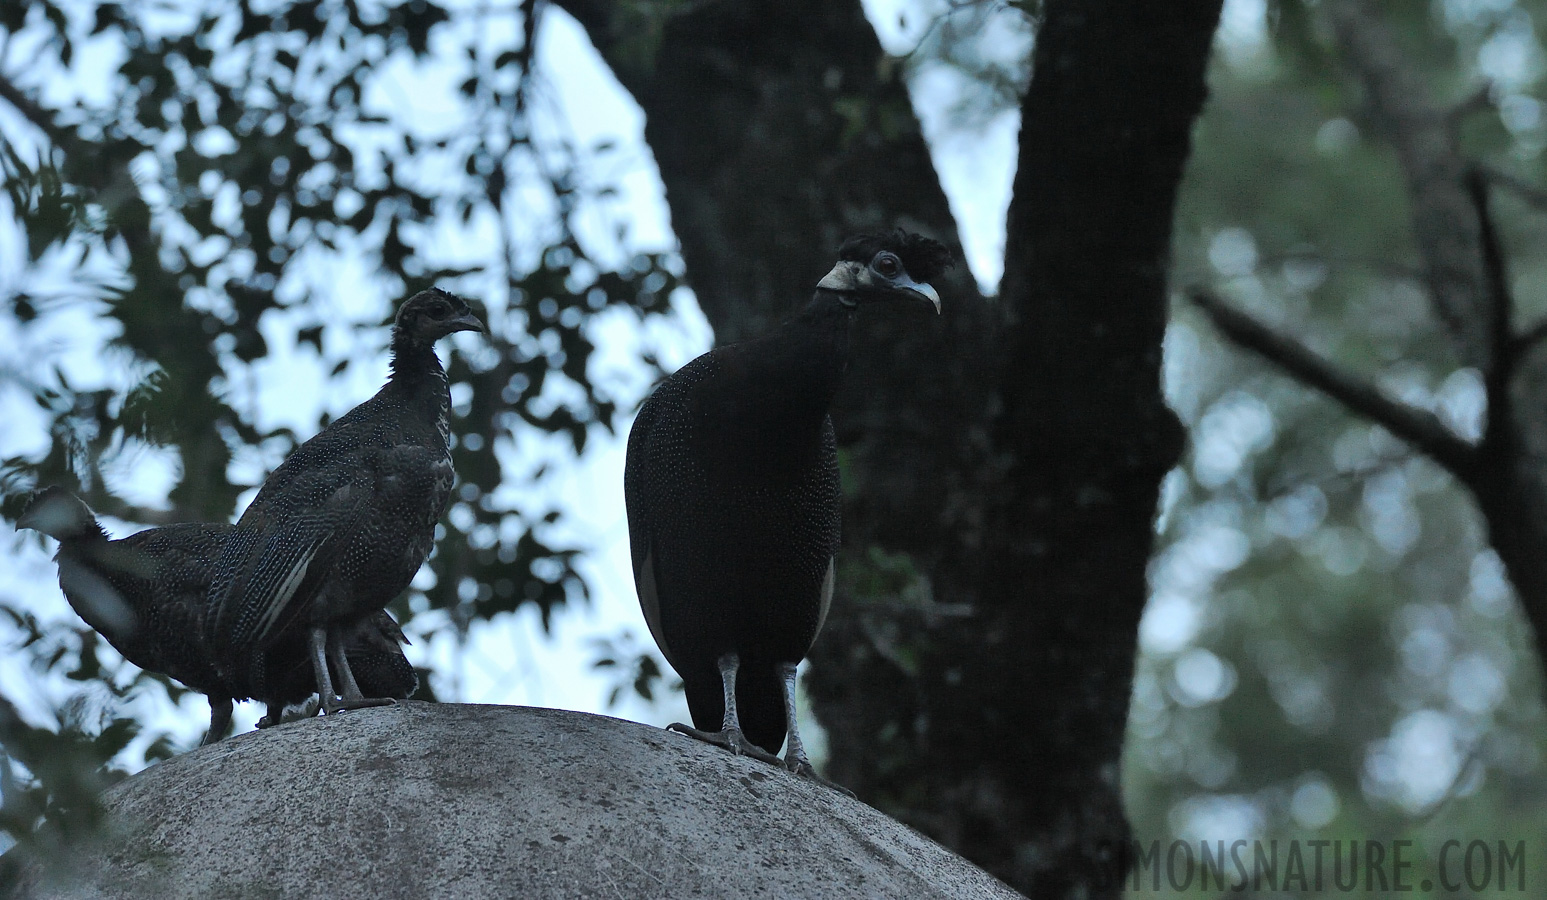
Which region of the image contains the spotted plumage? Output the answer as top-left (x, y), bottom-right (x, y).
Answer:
top-left (206, 288), bottom-right (482, 713)
top-left (17, 487), bottom-right (416, 743)
top-left (624, 230), bottom-right (950, 788)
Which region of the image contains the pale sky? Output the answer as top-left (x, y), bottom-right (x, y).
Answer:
top-left (0, 0), bottom-right (1026, 759)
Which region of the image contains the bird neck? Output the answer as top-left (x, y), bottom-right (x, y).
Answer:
top-left (386, 333), bottom-right (453, 436)
top-left (776, 289), bottom-right (856, 402)
top-left (388, 334), bottom-right (451, 391)
top-left (388, 329), bottom-right (443, 378)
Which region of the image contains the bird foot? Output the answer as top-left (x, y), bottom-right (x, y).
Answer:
top-left (320, 696), bottom-right (399, 716)
top-left (667, 722), bottom-right (783, 766)
top-left (785, 754), bottom-right (856, 797)
top-left (259, 696), bottom-right (323, 729)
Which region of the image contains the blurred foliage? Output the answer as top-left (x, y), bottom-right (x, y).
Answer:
top-left (589, 629), bottom-right (670, 708)
top-left (0, 0), bottom-right (679, 860)
top-left (1120, 0), bottom-right (1547, 894)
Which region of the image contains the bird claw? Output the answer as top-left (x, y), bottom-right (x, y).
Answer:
top-left (667, 722), bottom-right (784, 766)
top-left (785, 754), bottom-right (856, 797)
top-left (320, 696), bottom-right (399, 716)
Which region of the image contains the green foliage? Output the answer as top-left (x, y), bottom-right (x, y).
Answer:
top-left (590, 630), bottom-right (670, 708)
top-left (1125, 0), bottom-right (1547, 893)
top-left (0, 0), bottom-right (678, 852)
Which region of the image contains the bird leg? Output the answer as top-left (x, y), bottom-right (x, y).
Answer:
top-left (669, 653), bottom-right (782, 765)
top-left (201, 695), bottom-right (234, 746)
top-left (309, 625), bottom-right (341, 710)
top-left (327, 629), bottom-right (366, 699)
top-left (778, 662), bottom-right (854, 797)
top-left (319, 626), bottom-right (396, 715)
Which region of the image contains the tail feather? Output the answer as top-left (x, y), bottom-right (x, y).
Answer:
top-left (17, 487), bottom-right (104, 542)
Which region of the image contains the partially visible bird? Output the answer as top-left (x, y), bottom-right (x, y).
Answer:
top-left (624, 230), bottom-right (951, 790)
top-left (16, 487), bottom-right (417, 743)
top-left (206, 288), bottom-right (483, 715)
top-left (319, 611), bottom-right (420, 713)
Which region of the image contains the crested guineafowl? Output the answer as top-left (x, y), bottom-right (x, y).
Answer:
top-left (624, 230), bottom-right (951, 791)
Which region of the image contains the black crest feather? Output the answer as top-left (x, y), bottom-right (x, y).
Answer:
top-left (836, 230), bottom-right (954, 283)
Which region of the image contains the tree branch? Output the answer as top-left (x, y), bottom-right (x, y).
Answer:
top-left (1328, 0), bottom-right (1490, 371)
top-left (1480, 165), bottom-right (1547, 214)
top-left (1189, 290), bottom-right (1480, 482)
top-left (1473, 167), bottom-right (1547, 354)
top-left (1467, 170), bottom-right (1515, 461)
top-left (1513, 316), bottom-right (1547, 355)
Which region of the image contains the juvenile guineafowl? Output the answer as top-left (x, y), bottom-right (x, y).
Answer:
top-left (17, 487), bottom-right (416, 743)
top-left (206, 288), bottom-right (482, 714)
top-left (624, 230), bottom-right (951, 791)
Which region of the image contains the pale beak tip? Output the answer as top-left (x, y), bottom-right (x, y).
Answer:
top-left (912, 282), bottom-right (942, 314)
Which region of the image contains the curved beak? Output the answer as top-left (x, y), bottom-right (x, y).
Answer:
top-left (449, 312), bottom-right (487, 335)
top-left (898, 277), bottom-right (941, 314)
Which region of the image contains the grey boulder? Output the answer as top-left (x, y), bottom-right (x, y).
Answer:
top-left (19, 702), bottom-right (1021, 899)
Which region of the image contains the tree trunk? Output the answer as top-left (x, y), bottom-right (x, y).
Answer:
top-left (976, 1), bottom-right (1220, 891)
top-left (556, 0), bottom-right (1221, 893)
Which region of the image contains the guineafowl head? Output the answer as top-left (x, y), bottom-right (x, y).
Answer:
top-left (394, 288), bottom-right (486, 346)
top-left (817, 230), bottom-right (954, 313)
top-left (17, 486), bottom-right (105, 542)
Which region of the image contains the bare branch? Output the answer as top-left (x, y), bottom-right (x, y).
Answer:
top-left (1445, 84), bottom-right (1493, 131)
top-left (1514, 316), bottom-right (1547, 355)
top-left (1189, 290), bottom-right (1479, 483)
top-left (1328, 0), bottom-right (1490, 371)
top-left (1466, 169), bottom-right (1523, 477)
top-left (1475, 167), bottom-right (1547, 353)
top-left (1481, 165), bottom-right (1547, 215)
top-left (1468, 172), bottom-right (1514, 385)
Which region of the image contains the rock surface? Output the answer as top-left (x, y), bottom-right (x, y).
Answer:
top-left (19, 702), bottom-right (1021, 899)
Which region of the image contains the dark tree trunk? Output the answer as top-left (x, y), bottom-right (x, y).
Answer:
top-left (555, 0), bottom-right (1221, 894)
top-left (973, 1), bottom-right (1220, 891)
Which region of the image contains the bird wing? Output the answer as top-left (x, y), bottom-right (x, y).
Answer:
top-left (623, 387), bottom-right (682, 671)
top-left (208, 471), bottom-right (368, 655)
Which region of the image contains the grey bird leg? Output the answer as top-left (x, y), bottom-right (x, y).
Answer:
top-left (310, 626), bottom-right (342, 712)
top-left (201, 695), bottom-right (234, 746)
top-left (777, 662), bottom-right (854, 797)
top-left (669, 652), bottom-right (782, 765)
top-left (327, 630), bottom-right (366, 699)
top-left (321, 627), bottom-right (396, 714)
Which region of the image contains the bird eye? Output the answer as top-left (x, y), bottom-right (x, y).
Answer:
top-left (873, 253), bottom-right (902, 278)
top-left (428, 300), bottom-right (452, 318)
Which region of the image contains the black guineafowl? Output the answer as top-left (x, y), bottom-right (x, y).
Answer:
top-left (206, 288), bottom-right (482, 715)
top-left (624, 230), bottom-right (951, 790)
top-left (17, 487), bottom-right (416, 743)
